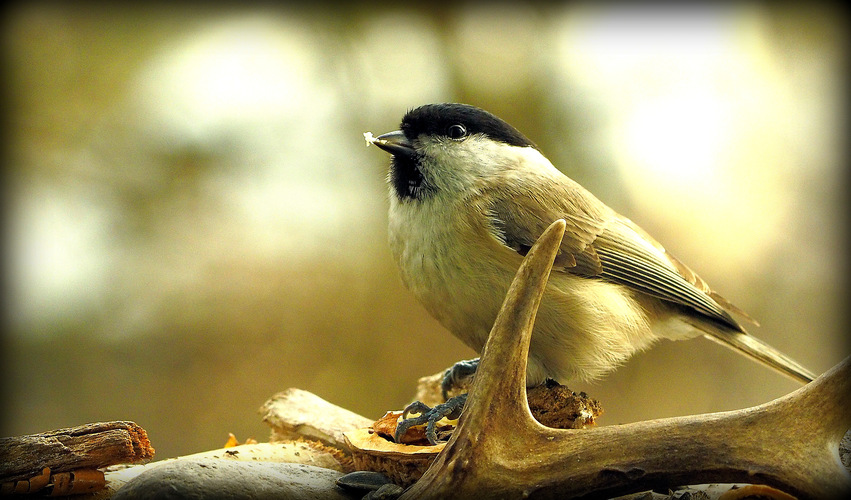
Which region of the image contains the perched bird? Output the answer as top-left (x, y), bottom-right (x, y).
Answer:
top-left (365, 103), bottom-right (814, 436)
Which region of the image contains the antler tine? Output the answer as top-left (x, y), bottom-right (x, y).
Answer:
top-left (401, 218), bottom-right (567, 499)
top-left (401, 218), bottom-right (850, 500)
top-left (456, 218), bottom-right (568, 428)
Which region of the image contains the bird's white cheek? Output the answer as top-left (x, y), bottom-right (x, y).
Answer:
top-left (417, 137), bottom-right (531, 195)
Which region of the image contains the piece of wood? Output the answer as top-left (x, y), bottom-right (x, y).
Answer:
top-left (260, 388), bottom-right (373, 452)
top-left (0, 421), bottom-right (154, 483)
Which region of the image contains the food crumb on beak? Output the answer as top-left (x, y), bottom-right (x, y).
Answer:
top-left (363, 131), bottom-right (376, 147)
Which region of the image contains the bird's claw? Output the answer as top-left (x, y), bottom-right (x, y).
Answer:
top-left (394, 394), bottom-right (468, 445)
top-left (441, 358), bottom-right (479, 400)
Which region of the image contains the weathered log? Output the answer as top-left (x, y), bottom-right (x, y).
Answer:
top-left (0, 421), bottom-right (153, 483)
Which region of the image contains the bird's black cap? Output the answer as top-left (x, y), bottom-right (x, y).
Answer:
top-left (400, 103), bottom-right (537, 150)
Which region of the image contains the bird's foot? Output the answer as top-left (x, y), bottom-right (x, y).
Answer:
top-left (394, 394), bottom-right (468, 445)
top-left (441, 358), bottom-right (479, 400)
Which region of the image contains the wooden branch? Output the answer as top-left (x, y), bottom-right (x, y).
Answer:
top-left (260, 388), bottom-right (373, 452)
top-left (0, 421), bottom-right (154, 483)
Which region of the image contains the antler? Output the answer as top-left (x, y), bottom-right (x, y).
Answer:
top-left (401, 219), bottom-right (851, 500)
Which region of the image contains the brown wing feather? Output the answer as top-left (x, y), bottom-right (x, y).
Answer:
top-left (592, 217), bottom-right (746, 330)
top-left (487, 177), bottom-right (606, 275)
top-left (485, 179), bottom-right (754, 330)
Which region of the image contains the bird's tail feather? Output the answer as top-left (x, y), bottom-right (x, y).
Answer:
top-left (688, 319), bottom-right (816, 384)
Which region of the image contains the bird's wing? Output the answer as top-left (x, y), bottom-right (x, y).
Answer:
top-left (486, 180), bottom-right (755, 330)
top-left (486, 176), bottom-right (607, 274)
top-left (592, 216), bottom-right (752, 329)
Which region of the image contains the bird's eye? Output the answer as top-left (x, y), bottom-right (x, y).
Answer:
top-left (447, 124), bottom-right (467, 140)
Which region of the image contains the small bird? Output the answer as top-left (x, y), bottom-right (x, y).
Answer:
top-left (365, 103), bottom-right (814, 415)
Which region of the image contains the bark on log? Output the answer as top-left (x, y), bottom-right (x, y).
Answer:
top-left (0, 421), bottom-right (154, 483)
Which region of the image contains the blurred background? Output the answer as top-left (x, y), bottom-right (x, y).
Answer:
top-left (2, 3), bottom-right (846, 460)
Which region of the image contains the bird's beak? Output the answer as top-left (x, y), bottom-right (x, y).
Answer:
top-left (371, 130), bottom-right (416, 158)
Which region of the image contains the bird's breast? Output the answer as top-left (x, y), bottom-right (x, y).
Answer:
top-left (388, 196), bottom-right (516, 350)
